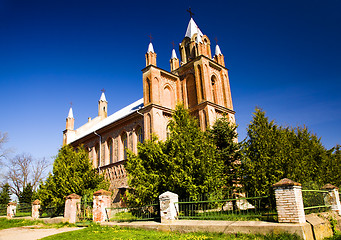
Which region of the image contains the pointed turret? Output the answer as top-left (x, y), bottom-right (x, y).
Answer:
top-left (213, 44), bottom-right (225, 66)
top-left (66, 107), bottom-right (74, 130)
top-left (145, 42), bottom-right (157, 66)
top-left (170, 48), bottom-right (179, 71)
top-left (98, 91), bottom-right (108, 119)
top-left (185, 18), bottom-right (204, 39)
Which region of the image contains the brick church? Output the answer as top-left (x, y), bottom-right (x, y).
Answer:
top-left (62, 17), bottom-right (236, 204)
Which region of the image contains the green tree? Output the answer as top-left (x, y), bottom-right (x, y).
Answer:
top-left (208, 115), bottom-right (242, 193)
top-left (241, 108), bottom-right (329, 200)
top-left (19, 183), bottom-right (33, 204)
top-left (37, 145), bottom-right (108, 215)
top-left (0, 183), bottom-right (11, 204)
top-left (125, 104), bottom-right (225, 205)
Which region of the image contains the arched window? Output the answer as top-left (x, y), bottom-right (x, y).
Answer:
top-left (136, 127), bottom-right (143, 143)
top-left (146, 78), bottom-right (151, 103)
top-left (197, 65), bottom-right (204, 100)
top-left (107, 138), bottom-right (113, 164)
top-left (186, 74), bottom-right (197, 108)
top-left (146, 114), bottom-right (152, 139)
top-left (163, 85), bottom-right (173, 109)
top-left (211, 75), bottom-right (218, 104)
top-left (95, 144), bottom-right (100, 167)
top-left (121, 132), bottom-right (128, 160)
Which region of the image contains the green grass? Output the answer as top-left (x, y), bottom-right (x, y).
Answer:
top-left (41, 223), bottom-right (301, 240)
top-left (0, 217), bottom-right (76, 230)
top-left (0, 218), bottom-right (44, 230)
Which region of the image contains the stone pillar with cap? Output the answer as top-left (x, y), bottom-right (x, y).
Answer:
top-left (32, 199), bottom-right (41, 219)
top-left (64, 193), bottom-right (81, 223)
top-left (273, 178), bottom-right (305, 223)
top-left (159, 191), bottom-right (179, 223)
top-left (93, 189), bottom-right (111, 222)
top-left (7, 202), bottom-right (17, 218)
top-left (322, 184), bottom-right (341, 215)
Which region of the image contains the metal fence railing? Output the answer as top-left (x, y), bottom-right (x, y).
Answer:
top-left (15, 203), bottom-right (32, 217)
top-left (175, 193), bottom-right (277, 222)
top-left (302, 189), bottom-right (331, 214)
top-left (107, 201), bottom-right (160, 222)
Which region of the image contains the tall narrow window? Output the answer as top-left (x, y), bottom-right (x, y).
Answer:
top-left (146, 78), bottom-right (151, 103)
top-left (137, 127), bottom-right (143, 143)
top-left (107, 138), bottom-right (113, 164)
top-left (198, 65), bottom-right (204, 101)
top-left (211, 76), bottom-right (217, 104)
top-left (186, 74), bottom-right (197, 108)
top-left (122, 133), bottom-right (128, 159)
top-left (95, 144), bottom-right (100, 167)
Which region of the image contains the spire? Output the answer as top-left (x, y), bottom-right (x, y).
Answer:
top-left (171, 49), bottom-right (177, 59)
top-left (67, 107), bottom-right (74, 119)
top-left (147, 42), bottom-right (155, 53)
top-left (215, 44), bottom-right (222, 56)
top-left (185, 18), bottom-right (203, 40)
top-left (100, 92), bottom-right (107, 102)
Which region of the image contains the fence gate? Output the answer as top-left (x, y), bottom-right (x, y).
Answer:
top-left (77, 196), bottom-right (93, 224)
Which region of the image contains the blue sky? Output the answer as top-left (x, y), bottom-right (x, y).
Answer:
top-left (0, 0), bottom-right (340, 162)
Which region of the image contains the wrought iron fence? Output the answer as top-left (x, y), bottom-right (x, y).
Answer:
top-left (40, 206), bottom-right (64, 218)
top-left (0, 204), bottom-right (6, 216)
top-left (15, 203), bottom-right (32, 217)
top-left (77, 196), bottom-right (93, 224)
top-left (175, 192), bottom-right (276, 222)
top-left (107, 201), bottom-right (160, 222)
top-left (302, 189), bottom-right (331, 214)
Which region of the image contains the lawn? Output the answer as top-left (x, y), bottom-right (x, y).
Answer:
top-left (42, 223), bottom-right (301, 240)
top-left (0, 218), bottom-right (44, 230)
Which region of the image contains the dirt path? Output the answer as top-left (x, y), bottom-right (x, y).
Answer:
top-left (0, 225), bottom-right (82, 240)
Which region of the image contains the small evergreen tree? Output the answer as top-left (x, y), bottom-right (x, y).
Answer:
top-left (37, 145), bottom-right (108, 215)
top-left (208, 115), bottom-right (242, 193)
top-left (0, 183), bottom-right (11, 205)
top-left (19, 183), bottom-right (33, 204)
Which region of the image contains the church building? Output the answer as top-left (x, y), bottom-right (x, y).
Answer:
top-left (62, 17), bottom-right (236, 205)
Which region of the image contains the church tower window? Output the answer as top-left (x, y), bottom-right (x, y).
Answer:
top-left (146, 78), bottom-right (151, 103)
top-left (186, 74), bottom-right (197, 108)
top-left (211, 75), bottom-right (218, 104)
top-left (136, 126), bottom-right (143, 143)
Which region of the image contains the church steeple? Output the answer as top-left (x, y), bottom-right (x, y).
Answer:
top-left (98, 90), bottom-right (108, 119)
top-left (170, 44), bottom-right (179, 71)
top-left (66, 106), bottom-right (74, 130)
top-left (145, 37), bottom-right (157, 67)
top-left (213, 44), bottom-right (225, 67)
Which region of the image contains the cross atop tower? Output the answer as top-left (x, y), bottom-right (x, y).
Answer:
top-left (215, 37), bottom-right (218, 45)
top-left (101, 88), bottom-right (106, 93)
top-left (171, 41), bottom-right (175, 49)
top-left (148, 33), bottom-right (153, 43)
top-left (187, 7), bottom-right (195, 18)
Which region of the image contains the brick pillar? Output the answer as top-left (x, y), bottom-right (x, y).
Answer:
top-left (7, 202), bottom-right (17, 218)
top-left (273, 178), bottom-right (306, 223)
top-left (322, 184), bottom-right (341, 216)
top-left (159, 191), bottom-right (178, 223)
top-left (31, 200), bottom-right (41, 219)
top-left (93, 189), bottom-right (111, 223)
top-left (64, 193), bottom-right (81, 223)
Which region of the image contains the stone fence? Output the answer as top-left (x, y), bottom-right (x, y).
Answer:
top-left (5, 179), bottom-right (341, 225)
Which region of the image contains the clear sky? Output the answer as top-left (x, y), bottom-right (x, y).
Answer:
top-left (0, 0), bottom-right (340, 162)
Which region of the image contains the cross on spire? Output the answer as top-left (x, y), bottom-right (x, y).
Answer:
top-left (172, 41), bottom-right (175, 49)
top-left (215, 37), bottom-right (218, 44)
top-left (187, 7), bottom-right (195, 18)
top-left (101, 88), bottom-right (106, 93)
top-left (148, 33), bottom-right (153, 43)
top-left (70, 102), bottom-right (73, 107)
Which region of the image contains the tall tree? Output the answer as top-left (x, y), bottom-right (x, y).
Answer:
top-left (208, 116), bottom-right (242, 193)
top-left (37, 145), bottom-right (108, 214)
top-left (0, 132), bottom-right (10, 166)
top-left (126, 104), bottom-right (225, 205)
top-left (19, 183), bottom-right (33, 204)
top-left (241, 108), bottom-right (329, 198)
top-left (6, 153), bottom-right (49, 199)
top-left (0, 183), bottom-right (11, 205)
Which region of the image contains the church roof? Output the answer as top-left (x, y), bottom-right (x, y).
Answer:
top-left (147, 42), bottom-right (155, 53)
top-left (67, 107), bottom-right (73, 118)
top-left (100, 92), bottom-right (107, 102)
top-left (69, 98), bottom-right (144, 144)
top-left (185, 18), bottom-right (203, 41)
top-left (171, 49), bottom-right (177, 59)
